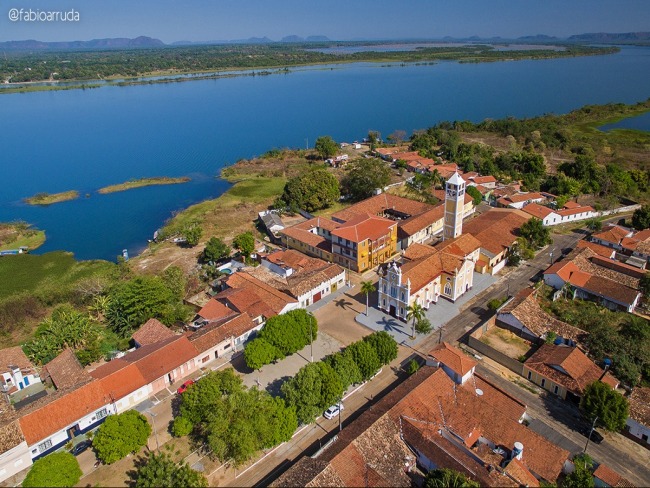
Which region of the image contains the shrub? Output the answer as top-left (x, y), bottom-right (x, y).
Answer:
top-left (22, 452), bottom-right (82, 487)
top-left (93, 410), bottom-right (151, 464)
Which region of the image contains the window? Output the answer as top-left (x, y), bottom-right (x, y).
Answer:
top-left (527, 371), bottom-right (532, 380)
top-left (444, 283), bottom-right (452, 295)
top-left (383, 299), bottom-right (386, 307)
top-left (541, 379), bottom-right (546, 388)
top-left (401, 292), bottom-right (405, 301)
top-left (383, 284), bottom-right (387, 293)
top-left (400, 307), bottom-right (404, 316)
top-left (38, 439), bottom-right (52, 454)
top-left (554, 385), bottom-right (559, 395)
top-left (96, 408), bottom-right (108, 420)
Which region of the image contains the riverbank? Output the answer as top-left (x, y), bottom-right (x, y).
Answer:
top-left (24, 190), bottom-right (79, 206)
top-left (98, 176), bottom-right (191, 194)
top-left (0, 222), bottom-right (45, 252)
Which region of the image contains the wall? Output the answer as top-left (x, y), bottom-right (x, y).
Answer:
top-left (467, 318), bottom-right (525, 376)
top-left (625, 418), bottom-right (650, 447)
top-left (522, 366), bottom-right (568, 399)
top-left (0, 441), bottom-right (32, 483)
top-left (114, 385), bottom-right (151, 413)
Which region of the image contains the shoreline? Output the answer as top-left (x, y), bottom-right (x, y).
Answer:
top-left (0, 44), bottom-right (618, 95)
top-left (24, 190), bottom-right (79, 206)
top-left (97, 176), bottom-right (191, 194)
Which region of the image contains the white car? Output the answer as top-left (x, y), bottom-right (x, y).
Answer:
top-left (323, 402), bottom-right (344, 420)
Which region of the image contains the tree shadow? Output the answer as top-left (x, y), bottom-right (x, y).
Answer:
top-left (126, 452), bottom-right (150, 487)
top-left (230, 353), bottom-right (253, 375)
top-left (266, 376), bottom-right (290, 396)
top-left (334, 298), bottom-right (353, 310)
top-left (377, 316), bottom-right (404, 334)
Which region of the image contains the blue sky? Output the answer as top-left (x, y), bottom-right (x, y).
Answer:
top-left (1, 0), bottom-right (649, 43)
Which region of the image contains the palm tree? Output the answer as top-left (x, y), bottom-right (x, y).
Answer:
top-left (360, 281), bottom-right (376, 316)
top-left (406, 303), bottom-right (425, 339)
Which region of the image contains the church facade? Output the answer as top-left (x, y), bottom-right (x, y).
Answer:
top-left (378, 172), bottom-right (481, 320)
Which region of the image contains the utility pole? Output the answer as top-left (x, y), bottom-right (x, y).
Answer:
top-left (338, 397), bottom-right (343, 433)
top-left (310, 313), bottom-right (314, 363)
top-left (148, 411), bottom-right (159, 452)
top-left (583, 416), bottom-right (598, 454)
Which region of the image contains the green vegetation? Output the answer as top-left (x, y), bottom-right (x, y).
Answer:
top-left (632, 204), bottom-right (650, 230)
top-left (423, 468), bottom-right (480, 488)
top-left (0, 222), bottom-right (45, 251)
top-left (360, 280), bottom-right (376, 316)
top-left (93, 410), bottom-right (151, 464)
top-left (407, 303), bottom-right (426, 338)
top-left (314, 135), bottom-right (338, 160)
top-left (105, 274), bottom-right (191, 336)
top-left (22, 451), bottom-right (82, 488)
top-left (24, 190), bottom-right (79, 206)
top-left (281, 361), bottom-right (343, 424)
top-left (172, 369), bottom-right (297, 466)
top-left (97, 176), bottom-right (190, 194)
top-left (580, 381), bottom-right (629, 432)
top-left (342, 158), bottom-right (392, 201)
top-left (324, 349), bottom-right (363, 390)
top-left (519, 218), bottom-right (552, 249)
top-left (562, 454), bottom-right (594, 488)
top-left (275, 168), bottom-right (340, 213)
top-left (415, 317), bottom-right (433, 334)
top-left (1, 43), bottom-right (617, 85)
top-left (202, 236), bottom-right (231, 263)
top-left (181, 224), bottom-right (203, 247)
top-left (346, 339), bottom-right (382, 381)
top-left (407, 359), bottom-right (421, 375)
top-left (466, 185), bottom-right (483, 205)
top-left (364, 330), bottom-right (398, 365)
top-left (232, 231), bottom-right (255, 260)
top-left (135, 451), bottom-right (208, 488)
top-left (244, 309), bottom-right (317, 370)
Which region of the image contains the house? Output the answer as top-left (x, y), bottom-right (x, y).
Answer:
top-left (496, 288), bottom-right (586, 346)
top-left (374, 146), bottom-right (409, 161)
top-left (258, 210), bottom-right (285, 241)
top-left (496, 192), bottom-right (547, 209)
top-left (463, 208), bottom-right (531, 275)
top-left (280, 217), bottom-right (338, 263)
top-left (378, 235), bottom-right (480, 319)
top-left (42, 348), bottom-right (92, 390)
top-left (225, 272), bottom-right (299, 315)
top-left (523, 344), bottom-right (618, 402)
top-left (543, 256), bottom-right (641, 313)
top-left (468, 174), bottom-right (497, 189)
top-left (0, 418), bottom-right (30, 483)
top-left (593, 463), bottom-right (635, 487)
top-left (330, 213), bottom-right (398, 272)
top-left (331, 193), bottom-right (445, 250)
top-left (273, 343), bottom-right (570, 487)
top-left (523, 201), bottom-right (597, 226)
top-left (190, 312), bottom-right (261, 366)
top-left (0, 347), bottom-right (41, 396)
top-left (591, 224), bottom-right (634, 251)
top-left (132, 318), bottom-right (176, 347)
top-left (625, 387), bottom-right (650, 447)
top-left (426, 342), bottom-right (477, 385)
top-left (521, 203), bottom-right (561, 226)
top-left (620, 228), bottom-right (650, 266)
top-left (193, 298), bottom-right (238, 328)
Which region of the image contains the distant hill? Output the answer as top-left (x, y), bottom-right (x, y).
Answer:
top-left (518, 34), bottom-right (559, 41)
top-left (568, 32), bottom-right (650, 42)
top-left (0, 36), bottom-right (164, 51)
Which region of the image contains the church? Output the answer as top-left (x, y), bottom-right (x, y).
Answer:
top-left (377, 172), bottom-right (481, 320)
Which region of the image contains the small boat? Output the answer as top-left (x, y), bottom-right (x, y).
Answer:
top-left (122, 249), bottom-right (129, 261)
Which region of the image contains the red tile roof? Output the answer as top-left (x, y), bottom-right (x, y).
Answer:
top-left (0, 346), bottom-right (35, 374)
top-left (43, 348), bottom-right (92, 390)
top-left (628, 387), bottom-right (650, 427)
top-left (331, 193), bottom-right (432, 223)
top-left (331, 213), bottom-right (396, 243)
top-left (593, 463), bottom-right (635, 487)
top-left (592, 225), bottom-right (632, 245)
top-left (525, 344), bottom-right (618, 395)
top-left (123, 335), bottom-right (198, 384)
top-left (226, 272), bottom-right (297, 314)
top-left (93, 363), bottom-right (148, 402)
top-left (522, 203), bottom-right (556, 219)
top-left (428, 342), bottom-right (477, 376)
top-left (471, 175), bottom-right (497, 185)
top-left (132, 318), bottom-right (176, 346)
top-left (190, 313), bottom-right (256, 353)
top-left (197, 299), bottom-right (237, 322)
top-left (463, 208), bottom-right (530, 256)
top-left (18, 381), bottom-right (112, 445)
top-left (557, 205), bottom-right (594, 217)
top-left (576, 240), bottom-right (615, 258)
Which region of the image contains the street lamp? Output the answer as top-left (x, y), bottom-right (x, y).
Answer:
top-left (147, 411), bottom-right (159, 452)
top-left (309, 312), bottom-right (314, 363)
top-left (583, 415), bottom-right (598, 454)
top-left (549, 250), bottom-right (554, 266)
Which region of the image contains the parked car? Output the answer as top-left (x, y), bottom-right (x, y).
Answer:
top-left (577, 424), bottom-right (604, 444)
top-left (177, 379), bottom-right (195, 395)
top-left (71, 440), bottom-right (92, 456)
top-left (324, 402), bottom-right (344, 420)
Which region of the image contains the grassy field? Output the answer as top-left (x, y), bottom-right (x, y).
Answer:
top-left (0, 251), bottom-right (113, 299)
top-left (24, 190), bottom-right (79, 206)
top-left (97, 176), bottom-right (191, 194)
top-left (0, 223), bottom-right (45, 251)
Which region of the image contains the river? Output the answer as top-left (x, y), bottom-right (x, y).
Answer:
top-left (1, 45), bottom-right (649, 261)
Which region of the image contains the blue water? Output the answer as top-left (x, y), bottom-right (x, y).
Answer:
top-left (1, 45), bottom-right (649, 261)
top-left (600, 111), bottom-right (650, 132)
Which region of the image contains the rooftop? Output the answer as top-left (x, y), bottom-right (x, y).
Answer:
top-left (592, 224), bottom-right (632, 245)
top-left (226, 272), bottom-right (297, 314)
top-left (463, 208), bottom-right (530, 256)
top-left (331, 213), bottom-right (396, 243)
top-left (131, 318), bottom-right (176, 346)
top-left (190, 313), bottom-right (256, 354)
top-left (43, 348), bottom-right (92, 390)
top-left (627, 386), bottom-right (650, 427)
top-left (197, 298), bottom-right (238, 322)
top-left (428, 342), bottom-right (477, 377)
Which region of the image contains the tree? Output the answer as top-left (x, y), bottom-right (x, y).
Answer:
top-left (324, 350), bottom-right (363, 390)
top-left (161, 266), bottom-right (187, 299)
top-left (105, 275), bottom-right (190, 336)
top-left (280, 169), bottom-right (340, 212)
top-left (407, 359), bottom-right (420, 375)
top-left (182, 225), bottom-right (203, 247)
top-left (93, 410), bottom-right (151, 464)
top-left (415, 317), bottom-right (433, 334)
top-left (232, 232), bottom-right (255, 259)
top-left (203, 237), bottom-right (230, 263)
top-left (360, 280), bottom-right (376, 316)
top-left (364, 331), bottom-right (398, 365)
top-left (244, 338), bottom-right (281, 370)
top-left (367, 130), bottom-right (381, 150)
top-left (257, 309), bottom-right (317, 358)
top-left (562, 454), bottom-right (594, 488)
top-left (135, 451), bottom-right (208, 488)
top-left (388, 130), bottom-right (407, 145)
top-left (580, 381), bottom-right (629, 432)
top-left (406, 303), bottom-right (426, 339)
top-left (346, 340), bottom-right (381, 381)
top-left (314, 135), bottom-right (338, 159)
top-left (632, 204), bottom-right (650, 230)
top-left (341, 159), bottom-right (391, 201)
top-left (585, 218), bottom-right (602, 232)
top-left (281, 361), bottom-right (343, 424)
top-left (640, 273), bottom-right (650, 297)
top-left (519, 217), bottom-right (552, 249)
top-left (171, 416), bottom-right (194, 437)
top-left (22, 452), bottom-right (82, 488)
top-left (423, 468), bottom-right (480, 488)
top-left (465, 185), bottom-right (482, 206)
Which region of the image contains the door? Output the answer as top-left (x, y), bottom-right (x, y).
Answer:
top-left (314, 291), bottom-right (322, 303)
top-left (389, 305), bottom-right (397, 317)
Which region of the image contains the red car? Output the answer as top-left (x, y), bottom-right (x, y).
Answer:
top-left (177, 379), bottom-right (195, 395)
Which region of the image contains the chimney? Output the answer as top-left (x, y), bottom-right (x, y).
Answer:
top-left (512, 442), bottom-right (524, 460)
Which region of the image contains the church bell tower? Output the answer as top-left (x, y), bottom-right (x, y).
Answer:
top-left (443, 172), bottom-right (465, 241)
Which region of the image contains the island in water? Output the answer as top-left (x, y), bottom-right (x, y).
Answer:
top-left (97, 176), bottom-right (191, 194)
top-left (24, 190), bottom-right (79, 206)
top-left (0, 222), bottom-right (45, 252)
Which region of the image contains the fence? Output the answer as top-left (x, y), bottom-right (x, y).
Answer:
top-left (467, 317), bottom-right (525, 376)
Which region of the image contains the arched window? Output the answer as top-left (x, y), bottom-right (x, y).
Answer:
top-left (444, 283), bottom-right (452, 296)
